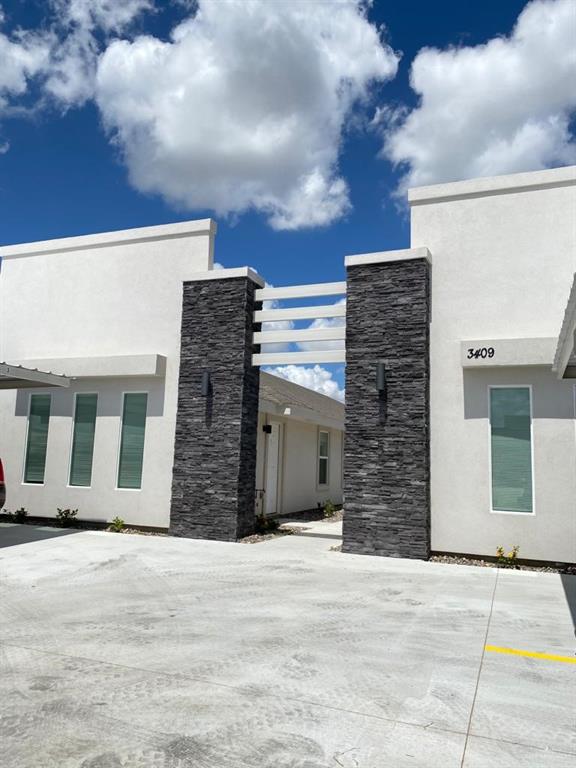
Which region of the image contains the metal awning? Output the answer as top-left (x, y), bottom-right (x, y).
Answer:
top-left (0, 362), bottom-right (70, 389)
top-left (552, 274), bottom-right (576, 379)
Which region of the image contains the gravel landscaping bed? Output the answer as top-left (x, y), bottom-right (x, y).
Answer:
top-left (240, 528), bottom-right (297, 544)
top-left (430, 553), bottom-right (576, 574)
top-left (107, 527), bottom-right (169, 537)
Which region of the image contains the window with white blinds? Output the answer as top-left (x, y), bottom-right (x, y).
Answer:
top-left (69, 394), bottom-right (98, 487)
top-left (117, 393), bottom-right (148, 489)
top-left (318, 430), bottom-right (329, 486)
top-left (24, 394), bottom-right (51, 484)
top-left (490, 387), bottom-right (533, 513)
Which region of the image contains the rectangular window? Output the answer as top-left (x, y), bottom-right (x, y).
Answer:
top-left (490, 387), bottom-right (533, 513)
top-left (69, 394), bottom-right (98, 487)
top-left (318, 430), bottom-right (329, 486)
top-left (117, 393), bottom-right (148, 489)
top-left (24, 394), bottom-right (51, 484)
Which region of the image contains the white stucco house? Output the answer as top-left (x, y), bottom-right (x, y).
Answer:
top-left (0, 221), bottom-right (343, 529)
top-left (257, 373), bottom-right (344, 518)
top-left (410, 166), bottom-right (575, 564)
top-left (0, 164), bottom-right (574, 563)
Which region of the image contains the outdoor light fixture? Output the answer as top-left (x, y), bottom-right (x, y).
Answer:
top-left (263, 424), bottom-right (272, 434)
top-left (201, 370), bottom-right (211, 397)
top-left (376, 362), bottom-right (387, 395)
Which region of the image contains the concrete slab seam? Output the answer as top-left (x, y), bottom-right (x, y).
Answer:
top-left (460, 569), bottom-right (500, 768)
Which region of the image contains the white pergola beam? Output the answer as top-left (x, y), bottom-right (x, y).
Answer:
top-left (254, 327), bottom-right (345, 344)
top-left (253, 350), bottom-right (346, 366)
top-left (255, 304), bottom-right (346, 322)
top-left (255, 281), bottom-right (346, 301)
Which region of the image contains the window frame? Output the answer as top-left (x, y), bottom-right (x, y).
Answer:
top-left (317, 428), bottom-right (330, 488)
top-left (22, 392), bottom-right (52, 486)
top-left (67, 392), bottom-right (98, 489)
top-left (488, 384), bottom-right (535, 516)
top-left (116, 390), bottom-right (148, 491)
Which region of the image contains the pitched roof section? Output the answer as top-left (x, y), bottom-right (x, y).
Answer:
top-left (259, 371), bottom-right (344, 427)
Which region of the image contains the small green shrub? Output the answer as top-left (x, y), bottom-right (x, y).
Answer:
top-left (109, 516), bottom-right (125, 533)
top-left (496, 545), bottom-right (519, 568)
top-left (323, 500), bottom-right (336, 518)
top-left (255, 512), bottom-right (279, 534)
top-left (56, 508), bottom-right (78, 528)
top-left (5, 507), bottom-right (28, 523)
top-left (11, 507), bottom-right (29, 523)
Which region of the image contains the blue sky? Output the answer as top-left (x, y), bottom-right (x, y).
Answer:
top-left (1, 0), bottom-right (574, 397)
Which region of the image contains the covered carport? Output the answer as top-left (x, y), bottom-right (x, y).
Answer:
top-left (0, 362), bottom-right (70, 390)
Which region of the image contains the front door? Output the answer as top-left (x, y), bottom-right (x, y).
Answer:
top-left (264, 422), bottom-right (282, 516)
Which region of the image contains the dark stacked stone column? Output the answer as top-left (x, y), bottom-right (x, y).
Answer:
top-left (170, 274), bottom-right (261, 540)
top-left (343, 253), bottom-right (431, 558)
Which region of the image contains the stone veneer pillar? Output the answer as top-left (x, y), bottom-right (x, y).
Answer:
top-left (170, 268), bottom-right (262, 540)
top-left (342, 248), bottom-right (432, 559)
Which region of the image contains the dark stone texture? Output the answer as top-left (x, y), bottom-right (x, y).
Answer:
top-left (170, 277), bottom-right (260, 540)
top-left (342, 258), bottom-right (431, 559)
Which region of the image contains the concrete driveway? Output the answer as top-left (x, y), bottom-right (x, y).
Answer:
top-left (0, 523), bottom-right (574, 768)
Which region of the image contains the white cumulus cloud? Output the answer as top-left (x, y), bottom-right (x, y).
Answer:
top-left (0, 0), bottom-right (152, 133)
top-left (94, 0), bottom-right (398, 229)
top-left (383, 0), bottom-right (576, 193)
top-left (55, 0), bottom-right (153, 32)
top-left (44, 0), bottom-right (152, 106)
top-left (264, 365), bottom-right (345, 402)
top-left (0, 9), bottom-right (50, 151)
top-left (0, 15), bottom-right (50, 105)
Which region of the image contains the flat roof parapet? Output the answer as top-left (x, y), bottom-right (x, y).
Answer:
top-left (0, 218), bottom-right (217, 259)
top-left (408, 165), bottom-right (576, 206)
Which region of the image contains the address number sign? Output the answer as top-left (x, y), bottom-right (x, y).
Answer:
top-left (467, 347), bottom-right (495, 360)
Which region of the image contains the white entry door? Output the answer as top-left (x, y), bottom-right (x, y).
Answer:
top-left (264, 422), bottom-right (282, 516)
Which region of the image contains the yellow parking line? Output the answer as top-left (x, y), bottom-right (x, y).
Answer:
top-left (485, 645), bottom-right (576, 664)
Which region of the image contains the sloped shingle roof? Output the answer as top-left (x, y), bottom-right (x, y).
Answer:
top-left (259, 371), bottom-right (344, 425)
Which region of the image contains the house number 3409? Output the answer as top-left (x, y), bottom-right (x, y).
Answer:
top-left (467, 347), bottom-right (495, 359)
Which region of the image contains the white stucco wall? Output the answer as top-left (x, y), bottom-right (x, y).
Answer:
top-left (410, 166), bottom-right (576, 562)
top-left (255, 412), bottom-right (343, 517)
top-left (0, 377), bottom-right (173, 525)
top-left (0, 220), bottom-right (215, 528)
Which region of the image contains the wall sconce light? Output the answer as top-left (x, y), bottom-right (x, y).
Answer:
top-left (201, 370), bottom-right (211, 397)
top-left (263, 424), bottom-right (272, 434)
top-left (376, 362), bottom-right (386, 395)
